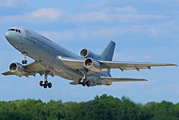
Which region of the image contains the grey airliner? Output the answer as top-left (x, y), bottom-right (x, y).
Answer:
top-left (2, 27), bottom-right (177, 89)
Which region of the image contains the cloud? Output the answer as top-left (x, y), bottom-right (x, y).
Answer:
top-left (28, 8), bottom-right (66, 22)
top-left (88, 25), bottom-right (166, 37)
top-left (116, 6), bottom-right (138, 13)
top-left (1, 8), bottom-right (67, 23)
top-left (113, 52), bottom-right (153, 61)
top-left (100, 0), bottom-right (118, 5)
top-left (0, 84), bottom-right (12, 89)
top-left (62, 86), bottom-right (83, 97)
top-left (0, 0), bottom-right (30, 7)
top-left (149, 0), bottom-right (178, 2)
top-left (148, 83), bottom-right (179, 95)
top-left (39, 31), bottom-right (75, 41)
top-left (66, 12), bottom-right (111, 22)
top-left (37, 24), bottom-right (171, 41)
top-left (0, 7), bottom-right (168, 23)
top-left (80, 4), bottom-right (99, 10)
top-left (150, 28), bottom-right (165, 37)
top-left (100, 82), bottom-right (134, 90)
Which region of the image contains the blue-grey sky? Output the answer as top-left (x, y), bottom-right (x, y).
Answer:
top-left (0, 0), bottom-right (179, 104)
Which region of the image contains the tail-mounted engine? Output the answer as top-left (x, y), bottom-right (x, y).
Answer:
top-left (9, 62), bottom-right (25, 77)
top-left (84, 58), bottom-right (108, 72)
top-left (80, 49), bottom-right (100, 60)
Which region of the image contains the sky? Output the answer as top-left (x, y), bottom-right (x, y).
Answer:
top-left (0, 0), bottom-right (179, 104)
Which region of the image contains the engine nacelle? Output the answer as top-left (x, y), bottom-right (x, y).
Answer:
top-left (84, 58), bottom-right (108, 72)
top-left (9, 62), bottom-right (25, 77)
top-left (80, 49), bottom-right (100, 60)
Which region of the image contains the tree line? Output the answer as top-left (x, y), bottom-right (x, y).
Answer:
top-left (0, 94), bottom-right (179, 120)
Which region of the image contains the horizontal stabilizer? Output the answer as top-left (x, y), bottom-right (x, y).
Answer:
top-left (69, 82), bottom-right (79, 85)
top-left (2, 71), bottom-right (14, 76)
top-left (101, 77), bottom-right (147, 82)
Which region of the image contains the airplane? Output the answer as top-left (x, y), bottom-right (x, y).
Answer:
top-left (2, 27), bottom-right (177, 89)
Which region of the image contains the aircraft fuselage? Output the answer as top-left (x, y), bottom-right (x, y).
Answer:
top-left (5, 27), bottom-right (94, 82)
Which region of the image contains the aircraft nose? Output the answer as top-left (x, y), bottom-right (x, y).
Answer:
top-left (5, 31), bottom-right (13, 41)
top-left (5, 31), bottom-right (10, 39)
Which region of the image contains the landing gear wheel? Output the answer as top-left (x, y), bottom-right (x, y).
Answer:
top-left (24, 60), bottom-right (27, 64)
top-left (44, 85), bottom-right (47, 88)
top-left (43, 81), bottom-right (48, 88)
top-left (82, 83), bottom-right (85, 86)
top-left (39, 81), bottom-right (43, 86)
top-left (44, 81), bottom-right (48, 86)
top-left (78, 79), bottom-right (82, 84)
top-left (22, 60), bottom-right (27, 64)
top-left (82, 79), bottom-right (86, 86)
top-left (87, 81), bottom-right (90, 87)
top-left (48, 83), bottom-right (52, 88)
top-left (41, 71), bottom-right (52, 89)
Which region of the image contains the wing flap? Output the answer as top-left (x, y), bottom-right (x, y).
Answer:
top-left (101, 77), bottom-right (147, 82)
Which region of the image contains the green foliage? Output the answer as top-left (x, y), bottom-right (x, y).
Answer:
top-left (0, 94), bottom-right (178, 120)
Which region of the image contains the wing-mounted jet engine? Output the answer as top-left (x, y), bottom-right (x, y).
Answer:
top-left (84, 58), bottom-right (109, 72)
top-left (4, 62), bottom-right (53, 89)
top-left (9, 63), bottom-right (25, 77)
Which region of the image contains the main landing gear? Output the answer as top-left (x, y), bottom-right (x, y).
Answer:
top-left (78, 78), bottom-right (90, 87)
top-left (39, 71), bottom-right (52, 89)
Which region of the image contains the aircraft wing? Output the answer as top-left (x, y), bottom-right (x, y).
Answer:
top-left (2, 61), bottom-right (48, 76)
top-left (61, 57), bottom-right (177, 72)
top-left (24, 61), bottom-right (47, 72)
top-left (60, 58), bottom-right (85, 69)
top-left (101, 77), bottom-right (147, 82)
top-left (100, 61), bottom-right (177, 71)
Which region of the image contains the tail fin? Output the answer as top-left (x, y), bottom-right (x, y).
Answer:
top-left (100, 41), bottom-right (115, 61)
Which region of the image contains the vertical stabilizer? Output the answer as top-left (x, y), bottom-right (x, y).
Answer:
top-left (100, 41), bottom-right (115, 61)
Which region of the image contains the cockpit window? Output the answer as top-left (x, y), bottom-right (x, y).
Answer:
top-left (8, 29), bottom-right (21, 33)
top-left (9, 29), bottom-right (15, 31)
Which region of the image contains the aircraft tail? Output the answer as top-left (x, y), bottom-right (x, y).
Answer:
top-left (100, 41), bottom-right (115, 61)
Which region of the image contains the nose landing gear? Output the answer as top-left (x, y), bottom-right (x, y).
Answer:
top-left (39, 71), bottom-right (52, 89)
top-left (22, 60), bottom-right (27, 64)
top-left (22, 52), bottom-right (27, 64)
